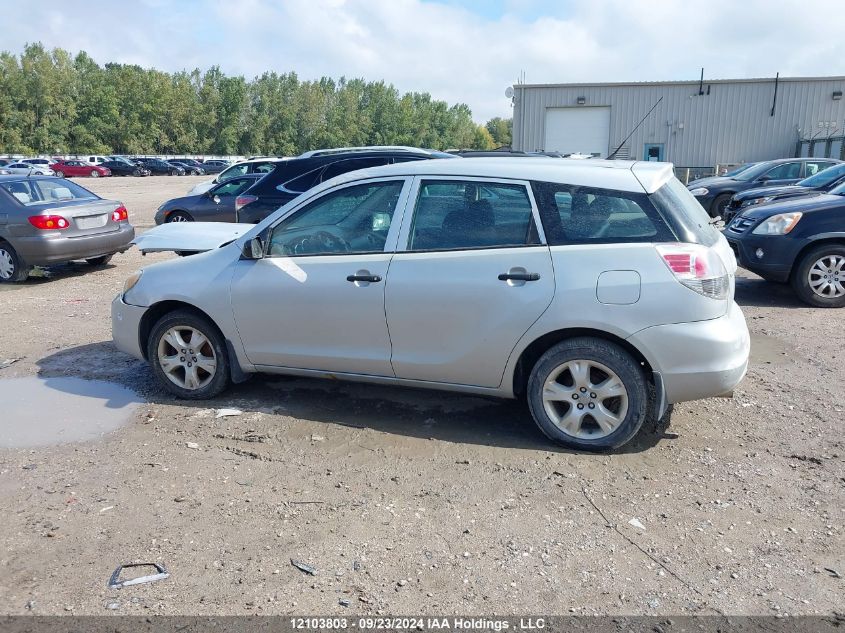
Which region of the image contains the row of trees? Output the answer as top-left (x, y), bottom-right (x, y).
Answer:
top-left (0, 43), bottom-right (512, 156)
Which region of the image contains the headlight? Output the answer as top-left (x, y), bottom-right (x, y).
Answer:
top-left (742, 196), bottom-right (774, 208)
top-left (689, 187), bottom-right (709, 197)
top-left (752, 212), bottom-right (803, 235)
top-left (123, 270), bottom-right (143, 294)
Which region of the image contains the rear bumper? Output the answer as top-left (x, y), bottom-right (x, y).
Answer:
top-left (14, 224), bottom-right (135, 266)
top-left (112, 294), bottom-right (147, 360)
top-left (628, 301), bottom-right (750, 404)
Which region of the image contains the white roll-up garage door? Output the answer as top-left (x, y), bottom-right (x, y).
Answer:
top-left (543, 106), bottom-right (611, 157)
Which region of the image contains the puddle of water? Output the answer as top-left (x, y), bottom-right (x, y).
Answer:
top-left (750, 332), bottom-right (796, 366)
top-left (0, 376), bottom-right (142, 448)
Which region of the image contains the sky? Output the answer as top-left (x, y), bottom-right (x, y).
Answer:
top-left (1, 0), bottom-right (843, 122)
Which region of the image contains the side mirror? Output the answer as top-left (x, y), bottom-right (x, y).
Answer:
top-left (757, 175), bottom-right (771, 182)
top-left (242, 237), bottom-right (265, 260)
top-left (213, 195), bottom-right (221, 204)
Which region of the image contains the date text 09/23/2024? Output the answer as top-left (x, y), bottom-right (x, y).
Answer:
top-left (290, 618), bottom-right (546, 631)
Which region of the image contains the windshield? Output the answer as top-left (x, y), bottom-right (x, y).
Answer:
top-left (0, 177), bottom-right (98, 205)
top-left (723, 163), bottom-right (754, 177)
top-left (734, 161), bottom-right (777, 181)
top-left (798, 163), bottom-right (845, 188)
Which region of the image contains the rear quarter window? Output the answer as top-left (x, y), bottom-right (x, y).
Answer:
top-left (531, 181), bottom-right (675, 245)
top-left (649, 178), bottom-right (720, 246)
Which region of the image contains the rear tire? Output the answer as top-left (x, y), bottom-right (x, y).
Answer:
top-left (710, 193), bottom-right (732, 218)
top-left (147, 310), bottom-right (230, 399)
top-left (791, 243), bottom-right (845, 308)
top-left (85, 254), bottom-right (113, 266)
top-left (526, 337), bottom-right (649, 451)
top-left (0, 241), bottom-right (30, 283)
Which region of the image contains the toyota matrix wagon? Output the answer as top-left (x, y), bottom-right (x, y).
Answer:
top-left (114, 158), bottom-right (749, 451)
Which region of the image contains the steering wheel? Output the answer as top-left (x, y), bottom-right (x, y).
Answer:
top-left (287, 230), bottom-right (351, 255)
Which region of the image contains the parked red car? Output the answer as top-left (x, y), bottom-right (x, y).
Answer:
top-left (51, 160), bottom-right (111, 178)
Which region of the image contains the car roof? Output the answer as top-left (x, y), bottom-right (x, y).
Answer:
top-left (314, 157), bottom-right (674, 194)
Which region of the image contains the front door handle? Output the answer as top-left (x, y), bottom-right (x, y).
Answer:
top-left (347, 274), bottom-right (382, 283)
top-left (498, 272), bottom-right (540, 282)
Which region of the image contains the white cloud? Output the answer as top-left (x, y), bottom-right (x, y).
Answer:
top-left (1, 0), bottom-right (843, 122)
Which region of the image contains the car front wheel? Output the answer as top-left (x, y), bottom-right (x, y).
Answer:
top-left (0, 241), bottom-right (30, 283)
top-left (90, 170), bottom-right (100, 178)
top-left (711, 193), bottom-right (732, 218)
top-left (527, 337), bottom-right (649, 451)
top-left (792, 244), bottom-right (845, 308)
top-left (166, 211), bottom-right (193, 223)
top-left (147, 310), bottom-right (230, 399)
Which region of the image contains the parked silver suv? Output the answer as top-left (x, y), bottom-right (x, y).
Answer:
top-left (113, 158), bottom-right (749, 451)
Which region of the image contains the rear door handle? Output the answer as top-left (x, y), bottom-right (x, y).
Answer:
top-left (498, 272), bottom-right (540, 282)
top-left (347, 274), bottom-right (382, 283)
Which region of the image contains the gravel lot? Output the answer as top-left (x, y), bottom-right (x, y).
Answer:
top-left (0, 176), bottom-right (842, 616)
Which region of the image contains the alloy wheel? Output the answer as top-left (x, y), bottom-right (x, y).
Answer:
top-left (157, 326), bottom-right (217, 391)
top-left (542, 359), bottom-right (629, 439)
top-left (0, 247), bottom-right (14, 280)
top-left (808, 254), bottom-right (845, 299)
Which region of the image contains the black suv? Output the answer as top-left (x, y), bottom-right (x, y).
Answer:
top-left (724, 183), bottom-right (845, 308)
top-left (687, 158), bottom-right (840, 217)
top-left (235, 147), bottom-right (455, 223)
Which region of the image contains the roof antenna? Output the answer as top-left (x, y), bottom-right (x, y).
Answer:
top-left (607, 96), bottom-right (664, 160)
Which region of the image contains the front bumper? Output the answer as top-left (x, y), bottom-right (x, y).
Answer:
top-left (628, 301), bottom-right (750, 404)
top-left (112, 294), bottom-right (148, 360)
top-left (724, 233), bottom-right (803, 282)
top-left (15, 224), bottom-right (135, 266)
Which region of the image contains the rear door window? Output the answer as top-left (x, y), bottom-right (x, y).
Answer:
top-left (532, 181), bottom-right (674, 244)
top-left (408, 180), bottom-right (538, 251)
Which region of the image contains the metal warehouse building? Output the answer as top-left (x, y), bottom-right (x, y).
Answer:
top-left (511, 76), bottom-right (845, 175)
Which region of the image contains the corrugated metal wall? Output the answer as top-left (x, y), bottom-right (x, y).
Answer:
top-left (512, 78), bottom-right (845, 166)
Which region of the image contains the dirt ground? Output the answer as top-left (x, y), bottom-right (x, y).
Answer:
top-left (0, 176), bottom-right (842, 616)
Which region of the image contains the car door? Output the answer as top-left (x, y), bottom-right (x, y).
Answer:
top-left (384, 177), bottom-right (555, 388)
top-left (758, 161), bottom-right (804, 186)
top-left (230, 177), bottom-right (412, 375)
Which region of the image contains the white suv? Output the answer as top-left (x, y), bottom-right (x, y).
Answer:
top-left (115, 158), bottom-right (750, 451)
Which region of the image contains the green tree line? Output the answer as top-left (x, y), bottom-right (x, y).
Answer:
top-left (0, 43), bottom-right (512, 156)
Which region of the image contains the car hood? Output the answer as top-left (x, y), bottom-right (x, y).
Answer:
top-left (687, 176), bottom-right (737, 189)
top-left (738, 193), bottom-right (845, 220)
top-left (132, 222), bottom-right (253, 254)
top-left (160, 194), bottom-right (201, 209)
top-left (733, 185), bottom-right (810, 201)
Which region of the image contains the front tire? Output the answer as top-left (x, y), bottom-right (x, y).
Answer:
top-left (54, 170), bottom-right (64, 178)
top-left (90, 169), bottom-right (100, 178)
top-left (147, 310), bottom-right (230, 399)
top-left (0, 242), bottom-right (29, 283)
top-left (711, 193), bottom-right (732, 218)
top-left (791, 244), bottom-right (845, 308)
top-left (526, 337), bottom-right (649, 451)
top-left (166, 211), bottom-right (193, 223)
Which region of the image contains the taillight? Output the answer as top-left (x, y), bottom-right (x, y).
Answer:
top-left (28, 215), bottom-right (69, 230)
top-left (235, 194), bottom-right (258, 214)
top-left (655, 243), bottom-right (730, 300)
top-left (112, 206), bottom-right (129, 222)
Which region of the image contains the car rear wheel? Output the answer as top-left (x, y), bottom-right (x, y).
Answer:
top-left (0, 242), bottom-right (30, 283)
top-left (54, 170), bottom-right (64, 178)
top-left (526, 337), bottom-right (649, 451)
top-left (90, 170), bottom-right (100, 178)
top-left (85, 254), bottom-right (113, 266)
top-left (148, 310), bottom-right (230, 399)
top-left (166, 211), bottom-right (193, 223)
top-left (711, 193), bottom-right (732, 218)
top-left (791, 244), bottom-right (845, 308)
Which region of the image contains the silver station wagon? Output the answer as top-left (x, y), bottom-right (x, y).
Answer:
top-left (114, 158), bottom-right (749, 451)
